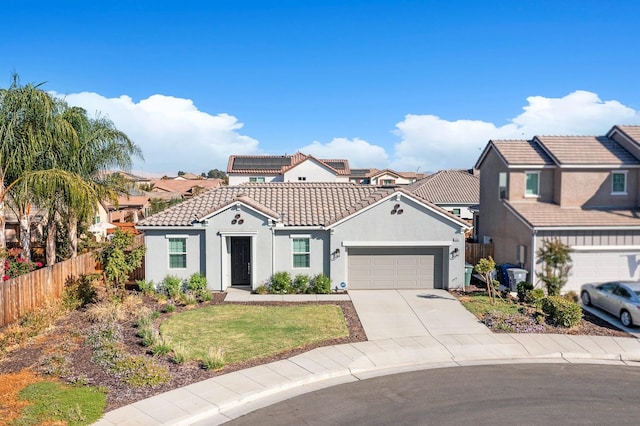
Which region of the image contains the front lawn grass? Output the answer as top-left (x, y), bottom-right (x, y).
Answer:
top-left (14, 381), bottom-right (106, 426)
top-left (458, 292), bottom-right (522, 318)
top-left (160, 304), bottom-right (349, 364)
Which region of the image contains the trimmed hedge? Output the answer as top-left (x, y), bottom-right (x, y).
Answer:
top-left (541, 296), bottom-right (582, 328)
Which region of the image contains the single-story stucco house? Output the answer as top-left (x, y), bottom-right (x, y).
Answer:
top-left (136, 182), bottom-right (470, 291)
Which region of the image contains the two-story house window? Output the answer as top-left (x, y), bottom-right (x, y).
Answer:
top-left (524, 171), bottom-right (540, 197)
top-left (498, 172), bottom-right (507, 199)
top-left (249, 177), bottom-right (265, 183)
top-left (611, 171), bottom-right (628, 194)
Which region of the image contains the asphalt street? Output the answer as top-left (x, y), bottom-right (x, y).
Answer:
top-left (227, 364), bottom-right (640, 425)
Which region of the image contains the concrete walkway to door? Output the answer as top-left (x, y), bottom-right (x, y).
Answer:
top-left (348, 289), bottom-right (491, 340)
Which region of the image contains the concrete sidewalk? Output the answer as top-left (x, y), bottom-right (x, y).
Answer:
top-left (97, 333), bottom-right (640, 425)
top-left (96, 288), bottom-right (640, 425)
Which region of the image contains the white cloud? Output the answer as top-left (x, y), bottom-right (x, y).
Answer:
top-left (299, 137), bottom-right (389, 169)
top-left (391, 90), bottom-right (640, 172)
top-left (54, 92), bottom-right (259, 174)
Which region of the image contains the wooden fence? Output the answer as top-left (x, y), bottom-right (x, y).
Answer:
top-left (465, 242), bottom-right (494, 266)
top-left (0, 234), bottom-right (145, 328)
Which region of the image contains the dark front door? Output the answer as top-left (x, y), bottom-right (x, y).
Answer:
top-left (231, 237), bottom-right (251, 285)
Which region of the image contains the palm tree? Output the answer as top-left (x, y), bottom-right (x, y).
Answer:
top-left (0, 75), bottom-right (96, 262)
top-left (52, 105), bottom-right (142, 260)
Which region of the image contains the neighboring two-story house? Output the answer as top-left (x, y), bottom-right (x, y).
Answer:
top-left (475, 125), bottom-right (640, 292)
top-left (226, 153), bottom-right (350, 185)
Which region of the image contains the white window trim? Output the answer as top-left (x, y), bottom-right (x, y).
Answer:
top-left (611, 170), bottom-right (628, 195)
top-left (498, 172), bottom-right (507, 200)
top-left (168, 237), bottom-right (187, 269)
top-left (291, 237), bottom-right (310, 269)
top-left (524, 171), bottom-right (540, 198)
top-left (249, 177), bottom-right (265, 183)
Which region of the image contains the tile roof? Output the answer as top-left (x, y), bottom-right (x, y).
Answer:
top-left (137, 182), bottom-right (467, 228)
top-left (408, 170), bottom-right (479, 204)
top-left (490, 140), bottom-right (555, 166)
top-left (104, 195), bottom-right (150, 208)
top-left (226, 153), bottom-right (351, 176)
top-left (535, 135), bottom-right (639, 166)
top-left (151, 179), bottom-right (223, 195)
top-left (507, 200), bottom-right (640, 228)
top-left (138, 183), bottom-right (398, 227)
top-left (612, 125), bottom-right (640, 144)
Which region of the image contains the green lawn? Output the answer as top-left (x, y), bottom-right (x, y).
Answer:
top-left (160, 304), bottom-right (349, 364)
top-left (14, 381), bottom-right (106, 426)
top-left (459, 293), bottom-right (522, 318)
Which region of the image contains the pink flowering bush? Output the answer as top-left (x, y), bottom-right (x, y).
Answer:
top-left (2, 248), bottom-right (43, 281)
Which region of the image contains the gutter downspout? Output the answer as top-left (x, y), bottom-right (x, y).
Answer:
top-left (271, 224), bottom-right (276, 279)
top-left (531, 229), bottom-right (537, 288)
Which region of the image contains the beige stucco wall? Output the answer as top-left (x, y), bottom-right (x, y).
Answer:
top-left (556, 169), bottom-right (638, 208)
top-left (508, 169), bottom-right (554, 202)
top-left (477, 148), bottom-right (510, 243)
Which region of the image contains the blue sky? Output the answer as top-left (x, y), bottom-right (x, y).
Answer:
top-left (3, 0), bottom-right (640, 175)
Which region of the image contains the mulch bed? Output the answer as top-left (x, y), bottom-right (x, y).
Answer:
top-left (0, 294), bottom-right (366, 411)
top-left (450, 285), bottom-right (633, 338)
top-left (0, 286), bottom-right (633, 413)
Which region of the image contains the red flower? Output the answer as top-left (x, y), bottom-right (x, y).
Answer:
top-left (2, 275), bottom-right (9, 281)
top-left (35, 262), bottom-right (43, 268)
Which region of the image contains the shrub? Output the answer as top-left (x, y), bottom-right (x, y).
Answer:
top-left (201, 347), bottom-right (225, 370)
top-left (541, 296), bottom-right (582, 328)
top-left (1, 247), bottom-right (43, 280)
top-left (161, 275), bottom-right (184, 299)
top-left (254, 285), bottom-right (268, 295)
top-left (63, 274), bottom-right (98, 309)
top-left (179, 292), bottom-right (198, 305)
top-left (163, 303), bottom-right (176, 314)
top-left (524, 288), bottom-right (545, 307)
top-left (516, 281), bottom-right (534, 303)
top-left (563, 291), bottom-right (579, 303)
top-left (311, 273), bottom-right (331, 294)
top-left (136, 279), bottom-right (156, 296)
top-left (186, 273), bottom-right (207, 292)
top-left (87, 321), bottom-right (169, 388)
top-left (270, 271), bottom-right (292, 294)
top-left (292, 274), bottom-right (310, 293)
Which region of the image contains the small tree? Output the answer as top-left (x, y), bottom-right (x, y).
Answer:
top-left (537, 238), bottom-right (572, 296)
top-left (475, 256), bottom-right (497, 303)
top-left (96, 228), bottom-right (145, 298)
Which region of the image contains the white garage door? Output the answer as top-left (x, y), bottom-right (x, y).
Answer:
top-left (567, 249), bottom-right (640, 292)
top-left (347, 247), bottom-right (443, 289)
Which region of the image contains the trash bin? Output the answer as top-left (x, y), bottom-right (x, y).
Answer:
top-left (464, 263), bottom-right (473, 286)
top-left (507, 268), bottom-right (528, 292)
top-left (497, 263), bottom-right (517, 288)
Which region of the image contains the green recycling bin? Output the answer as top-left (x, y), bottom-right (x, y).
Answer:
top-left (464, 263), bottom-right (473, 286)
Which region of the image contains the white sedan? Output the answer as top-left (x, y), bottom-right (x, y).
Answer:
top-left (581, 281), bottom-right (640, 327)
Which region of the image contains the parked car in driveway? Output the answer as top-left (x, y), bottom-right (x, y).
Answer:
top-left (581, 281), bottom-right (640, 327)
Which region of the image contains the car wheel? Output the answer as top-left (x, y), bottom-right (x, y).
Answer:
top-left (620, 310), bottom-right (633, 327)
top-left (581, 291), bottom-right (591, 306)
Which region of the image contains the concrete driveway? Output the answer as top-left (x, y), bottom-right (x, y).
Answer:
top-left (349, 289), bottom-right (491, 340)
